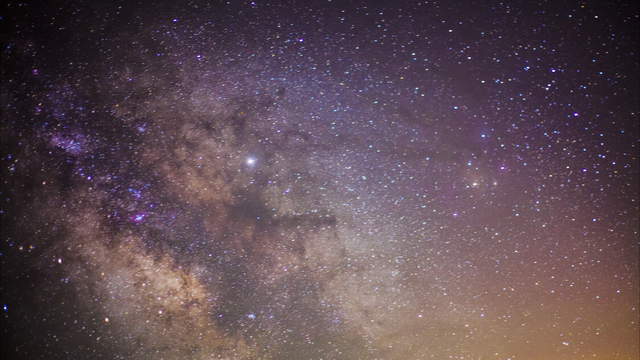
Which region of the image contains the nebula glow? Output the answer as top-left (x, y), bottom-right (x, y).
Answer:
top-left (2, 1), bottom-right (638, 359)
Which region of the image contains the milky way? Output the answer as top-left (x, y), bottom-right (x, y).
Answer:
top-left (2, 1), bottom-right (639, 359)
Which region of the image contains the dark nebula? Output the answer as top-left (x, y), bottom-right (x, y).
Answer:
top-left (1, 1), bottom-right (638, 359)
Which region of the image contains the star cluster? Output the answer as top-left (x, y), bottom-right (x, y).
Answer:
top-left (2, 1), bottom-right (638, 359)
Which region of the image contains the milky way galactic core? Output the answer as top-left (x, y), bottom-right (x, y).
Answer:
top-left (2, 1), bottom-right (639, 359)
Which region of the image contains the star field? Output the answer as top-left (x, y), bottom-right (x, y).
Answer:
top-left (1, 1), bottom-right (638, 359)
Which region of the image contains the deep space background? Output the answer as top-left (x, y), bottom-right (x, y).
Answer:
top-left (1, 1), bottom-right (639, 359)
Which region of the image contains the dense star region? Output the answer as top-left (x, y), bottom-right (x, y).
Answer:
top-left (1, 1), bottom-right (638, 359)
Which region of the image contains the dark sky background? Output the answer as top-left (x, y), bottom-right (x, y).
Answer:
top-left (1, 1), bottom-right (638, 359)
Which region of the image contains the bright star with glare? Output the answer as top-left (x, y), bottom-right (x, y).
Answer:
top-left (246, 157), bottom-right (257, 166)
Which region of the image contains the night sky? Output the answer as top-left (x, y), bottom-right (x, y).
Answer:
top-left (1, 1), bottom-right (639, 359)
